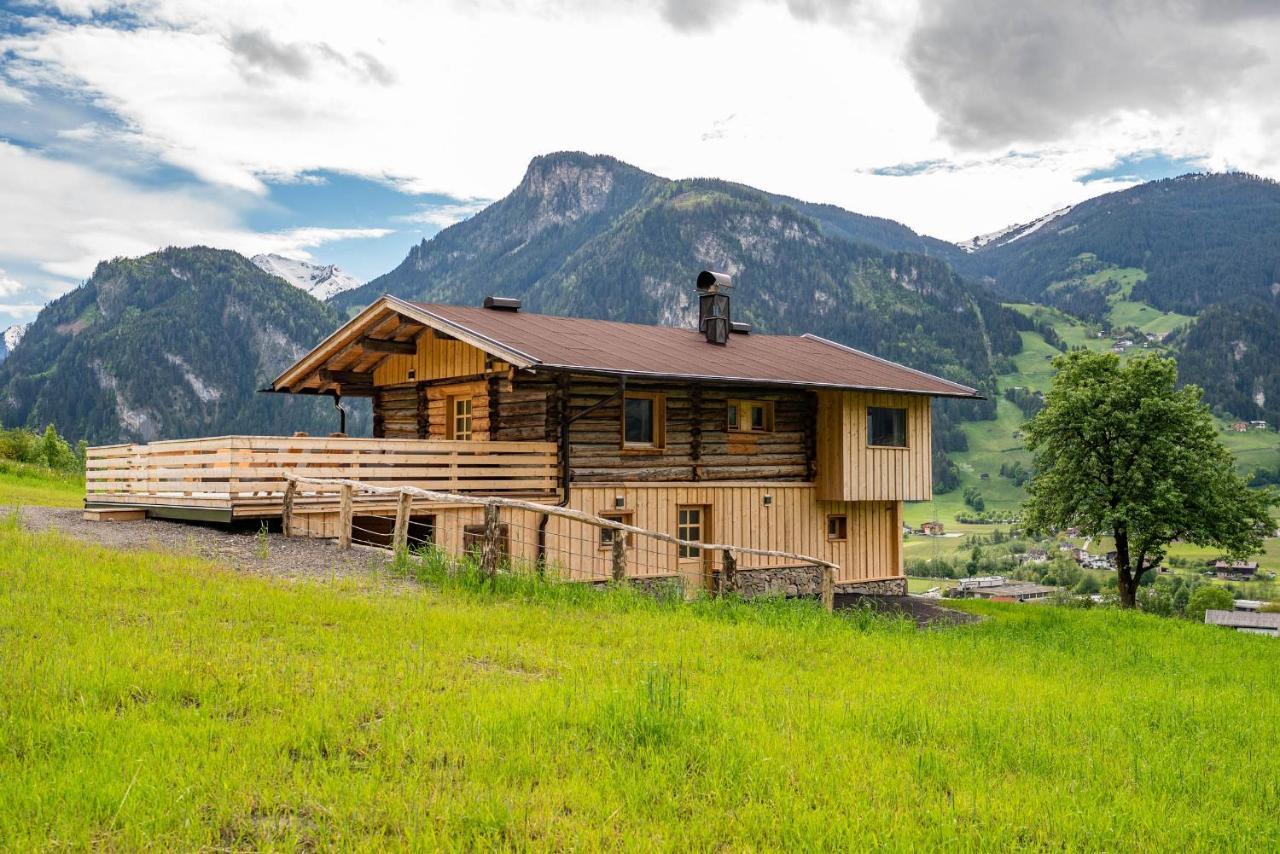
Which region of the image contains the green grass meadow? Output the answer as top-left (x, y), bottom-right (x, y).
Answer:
top-left (4, 516), bottom-right (1280, 849)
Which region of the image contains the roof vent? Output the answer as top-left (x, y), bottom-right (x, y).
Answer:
top-left (483, 296), bottom-right (521, 311)
top-left (730, 321), bottom-right (751, 335)
top-left (695, 270), bottom-right (733, 346)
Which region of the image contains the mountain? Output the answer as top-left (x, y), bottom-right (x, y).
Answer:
top-left (0, 323), bottom-right (27, 364)
top-left (252, 253), bottom-right (362, 300)
top-left (956, 172), bottom-right (1280, 427)
top-left (960, 173), bottom-right (1280, 314)
top-left (0, 247), bottom-right (357, 444)
top-left (334, 152), bottom-right (1020, 394)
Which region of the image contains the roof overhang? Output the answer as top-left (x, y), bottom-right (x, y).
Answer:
top-left (268, 295), bottom-right (538, 395)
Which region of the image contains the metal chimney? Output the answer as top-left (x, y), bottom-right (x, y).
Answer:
top-left (695, 270), bottom-right (733, 345)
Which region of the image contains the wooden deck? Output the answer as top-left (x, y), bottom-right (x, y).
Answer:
top-left (85, 436), bottom-right (559, 521)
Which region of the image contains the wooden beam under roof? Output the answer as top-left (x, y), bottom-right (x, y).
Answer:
top-left (320, 369), bottom-right (375, 386)
top-left (361, 336), bottom-right (417, 354)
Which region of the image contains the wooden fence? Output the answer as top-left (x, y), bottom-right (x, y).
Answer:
top-left (283, 473), bottom-right (838, 610)
top-left (85, 436), bottom-right (559, 516)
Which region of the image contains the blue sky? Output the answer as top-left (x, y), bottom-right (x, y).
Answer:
top-left (1, 0), bottom-right (1278, 327)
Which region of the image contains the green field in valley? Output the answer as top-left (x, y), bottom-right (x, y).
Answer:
top-left (4, 515), bottom-right (1280, 849)
top-left (907, 294), bottom-right (1280, 571)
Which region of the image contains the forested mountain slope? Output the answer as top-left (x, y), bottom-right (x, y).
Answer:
top-left (0, 247), bottom-right (352, 444)
top-left (960, 173), bottom-right (1280, 314)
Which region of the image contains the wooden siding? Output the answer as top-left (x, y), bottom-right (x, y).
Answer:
top-left (301, 486), bottom-right (901, 586)
top-left (814, 391), bottom-right (932, 501)
top-left (372, 328), bottom-right (494, 385)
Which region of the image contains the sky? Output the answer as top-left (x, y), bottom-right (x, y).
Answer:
top-left (2, 0), bottom-right (1279, 326)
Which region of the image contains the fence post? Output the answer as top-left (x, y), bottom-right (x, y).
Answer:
top-left (481, 504), bottom-right (500, 579)
top-left (611, 528), bottom-right (627, 582)
top-left (337, 483), bottom-right (353, 550)
top-left (721, 549), bottom-right (736, 596)
top-left (821, 564), bottom-right (835, 613)
top-left (392, 490), bottom-right (412, 558)
top-left (281, 479), bottom-right (296, 538)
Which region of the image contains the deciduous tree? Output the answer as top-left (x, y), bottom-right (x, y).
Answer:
top-left (1023, 352), bottom-right (1275, 608)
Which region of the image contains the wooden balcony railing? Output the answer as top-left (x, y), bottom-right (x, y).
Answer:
top-left (85, 436), bottom-right (559, 517)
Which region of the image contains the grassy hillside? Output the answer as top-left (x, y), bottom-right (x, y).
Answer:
top-left (0, 460), bottom-right (83, 508)
top-left (3, 523), bottom-right (1280, 849)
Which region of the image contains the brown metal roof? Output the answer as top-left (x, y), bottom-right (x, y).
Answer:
top-left (404, 300), bottom-right (980, 397)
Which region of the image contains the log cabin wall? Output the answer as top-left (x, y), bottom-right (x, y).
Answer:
top-left (496, 376), bottom-right (816, 483)
top-left (814, 390), bottom-right (932, 502)
top-left (369, 329), bottom-right (509, 440)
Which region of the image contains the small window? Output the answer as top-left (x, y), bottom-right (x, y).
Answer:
top-left (727, 399), bottom-right (774, 433)
top-left (867, 406), bottom-right (907, 447)
top-left (827, 514), bottom-right (848, 541)
top-left (623, 393), bottom-right (665, 448)
top-left (677, 506), bottom-right (703, 560)
top-left (599, 512), bottom-right (634, 549)
top-left (448, 396), bottom-right (473, 440)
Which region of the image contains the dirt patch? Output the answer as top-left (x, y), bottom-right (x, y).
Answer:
top-left (834, 593), bottom-right (981, 628)
top-left (16, 505), bottom-right (393, 580)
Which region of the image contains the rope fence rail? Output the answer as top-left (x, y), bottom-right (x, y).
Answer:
top-left (281, 473), bottom-right (837, 610)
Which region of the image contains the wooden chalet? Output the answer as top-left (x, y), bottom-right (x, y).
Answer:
top-left (85, 272), bottom-right (980, 593)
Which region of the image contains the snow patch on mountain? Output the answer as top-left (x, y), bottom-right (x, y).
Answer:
top-left (958, 205), bottom-right (1074, 253)
top-left (0, 322), bottom-right (28, 363)
top-left (251, 254), bottom-right (362, 301)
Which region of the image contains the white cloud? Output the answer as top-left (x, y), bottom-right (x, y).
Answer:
top-left (397, 201), bottom-right (490, 229)
top-left (2, 0), bottom-right (1279, 254)
top-left (0, 269), bottom-right (25, 298)
top-left (0, 142), bottom-right (392, 307)
top-left (0, 303), bottom-right (44, 318)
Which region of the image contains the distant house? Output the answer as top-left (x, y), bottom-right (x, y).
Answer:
top-left (1111, 339), bottom-right (1133, 353)
top-left (1212, 560), bottom-right (1259, 580)
top-left (1204, 610), bottom-right (1280, 637)
top-left (958, 581), bottom-right (1058, 603)
top-left (1018, 548), bottom-right (1049, 565)
top-left (1232, 421), bottom-right (1250, 433)
top-left (920, 521), bottom-right (945, 536)
top-left (1249, 420), bottom-right (1268, 430)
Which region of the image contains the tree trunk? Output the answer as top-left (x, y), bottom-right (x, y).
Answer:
top-left (1114, 529), bottom-right (1137, 608)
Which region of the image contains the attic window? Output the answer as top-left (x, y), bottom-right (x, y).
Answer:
top-left (867, 406), bottom-right (907, 448)
top-left (727, 400), bottom-right (774, 433)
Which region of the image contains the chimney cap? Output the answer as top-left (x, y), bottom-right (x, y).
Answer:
top-left (696, 270), bottom-right (733, 291)
top-left (483, 296), bottom-right (521, 311)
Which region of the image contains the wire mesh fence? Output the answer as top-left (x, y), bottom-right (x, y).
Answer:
top-left (281, 474), bottom-right (836, 609)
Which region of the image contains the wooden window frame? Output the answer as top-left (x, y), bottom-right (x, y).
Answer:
top-left (598, 512), bottom-right (635, 550)
top-left (447, 395), bottom-right (473, 440)
top-left (866, 406), bottom-right (908, 449)
top-left (677, 505), bottom-right (704, 561)
top-left (727, 399), bottom-right (775, 433)
top-left (622, 392), bottom-right (666, 450)
top-left (827, 514), bottom-right (849, 542)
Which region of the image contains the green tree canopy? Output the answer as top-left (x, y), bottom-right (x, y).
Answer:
top-left (1023, 351), bottom-right (1276, 608)
top-left (1185, 586), bottom-right (1235, 623)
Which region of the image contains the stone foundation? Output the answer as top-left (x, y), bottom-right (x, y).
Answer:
top-left (591, 574), bottom-right (686, 598)
top-left (726, 565), bottom-right (827, 599)
top-left (834, 578), bottom-right (907, 597)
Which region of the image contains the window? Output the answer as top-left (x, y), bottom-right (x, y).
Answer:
top-left (677, 506), bottom-right (703, 560)
top-left (867, 406), bottom-right (907, 447)
top-left (827, 514), bottom-right (848, 541)
top-left (599, 512), bottom-right (634, 549)
top-left (623, 393), bottom-right (665, 448)
top-left (448, 395), bottom-right (473, 440)
top-left (727, 399), bottom-right (774, 433)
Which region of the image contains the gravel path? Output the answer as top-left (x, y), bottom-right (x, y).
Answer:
top-left (17, 506), bottom-right (393, 580)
